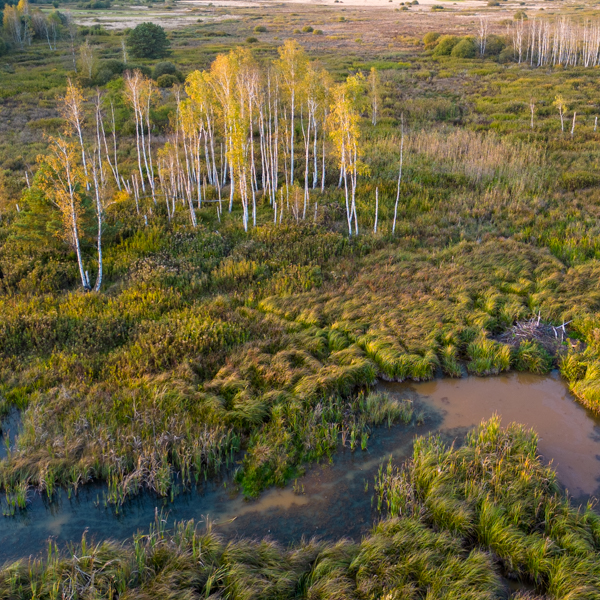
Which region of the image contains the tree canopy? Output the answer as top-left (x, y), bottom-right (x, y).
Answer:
top-left (126, 22), bottom-right (170, 59)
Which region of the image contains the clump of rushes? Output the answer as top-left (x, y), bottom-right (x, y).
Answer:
top-left (2, 480), bottom-right (29, 516)
top-left (564, 355), bottom-right (600, 413)
top-left (512, 340), bottom-right (552, 373)
top-left (440, 344), bottom-right (462, 377)
top-left (236, 390), bottom-right (413, 497)
top-left (375, 417), bottom-right (600, 593)
top-left (467, 336), bottom-right (511, 375)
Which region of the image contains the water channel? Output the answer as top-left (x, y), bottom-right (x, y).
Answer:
top-left (1, 371), bottom-right (599, 565)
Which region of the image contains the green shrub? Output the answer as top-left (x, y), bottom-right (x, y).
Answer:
top-left (95, 59), bottom-right (125, 85)
top-left (451, 37), bottom-right (477, 58)
top-left (153, 61), bottom-right (181, 80)
top-left (498, 46), bottom-right (514, 63)
top-left (302, 25), bottom-right (314, 33)
top-left (246, 36), bottom-right (258, 43)
top-left (313, 29), bottom-right (323, 35)
top-left (485, 34), bottom-right (506, 56)
top-left (432, 35), bottom-right (459, 56)
top-left (431, 4), bottom-right (444, 10)
top-left (423, 31), bottom-right (440, 47)
top-left (254, 25), bottom-right (267, 32)
top-left (514, 9), bottom-right (527, 19)
top-left (156, 73), bottom-right (178, 88)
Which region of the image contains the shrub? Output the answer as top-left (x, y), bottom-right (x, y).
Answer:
top-left (124, 64), bottom-right (152, 78)
top-left (313, 29), bottom-right (323, 35)
top-left (126, 22), bottom-right (170, 59)
top-left (485, 34), bottom-right (506, 56)
top-left (156, 73), bottom-right (178, 88)
top-left (152, 61), bottom-right (185, 82)
top-left (432, 35), bottom-right (459, 56)
top-left (561, 171), bottom-right (599, 191)
top-left (0, 38), bottom-right (7, 57)
top-left (498, 46), bottom-right (515, 63)
top-left (431, 4), bottom-right (444, 9)
top-left (153, 61), bottom-right (178, 79)
top-left (95, 59), bottom-right (125, 84)
top-left (254, 25), bottom-right (267, 32)
top-left (246, 36), bottom-right (258, 43)
top-left (514, 9), bottom-right (527, 19)
top-left (451, 37), bottom-right (477, 58)
top-left (423, 31), bottom-right (440, 47)
top-left (487, 1), bottom-right (499, 5)
top-left (302, 25), bottom-right (313, 33)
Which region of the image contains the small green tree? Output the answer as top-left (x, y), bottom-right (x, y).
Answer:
top-left (432, 35), bottom-right (459, 56)
top-left (126, 22), bottom-right (170, 59)
top-left (451, 37), bottom-right (476, 58)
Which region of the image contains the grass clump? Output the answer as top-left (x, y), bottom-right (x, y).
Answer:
top-left (467, 337), bottom-right (511, 375)
top-left (375, 417), bottom-right (600, 592)
top-left (513, 340), bottom-right (552, 374)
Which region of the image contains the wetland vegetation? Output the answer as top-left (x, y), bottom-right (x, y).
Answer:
top-left (3, 0), bottom-right (600, 595)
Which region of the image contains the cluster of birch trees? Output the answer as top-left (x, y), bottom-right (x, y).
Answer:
top-left (510, 16), bottom-right (600, 67)
top-left (37, 41), bottom-right (383, 292)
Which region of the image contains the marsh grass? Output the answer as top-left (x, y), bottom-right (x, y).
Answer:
top-left (5, 420), bottom-right (595, 599)
top-left (374, 417), bottom-right (600, 594)
top-left (3, 233), bottom-right (600, 502)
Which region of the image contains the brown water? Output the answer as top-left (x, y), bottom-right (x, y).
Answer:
top-left (1, 371), bottom-right (599, 564)
top-left (382, 370), bottom-right (600, 499)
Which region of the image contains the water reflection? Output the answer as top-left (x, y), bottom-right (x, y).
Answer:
top-left (382, 371), bottom-right (600, 498)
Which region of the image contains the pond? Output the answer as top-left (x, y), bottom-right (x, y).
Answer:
top-left (1, 371), bottom-right (599, 564)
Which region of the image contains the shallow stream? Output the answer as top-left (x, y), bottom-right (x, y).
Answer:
top-left (1, 371), bottom-right (599, 564)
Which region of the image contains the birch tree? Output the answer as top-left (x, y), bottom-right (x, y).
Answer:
top-left (60, 79), bottom-right (89, 183)
top-left (328, 74), bottom-right (367, 236)
top-left (369, 67), bottom-right (381, 126)
top-left (275, 40), bottom-right (309, 185)
top-left (37, 137), bottom-right (89, 290)
top-left (554, 94), bottom-right (567, 132)
top-left (124, 70), bottom-right (157, 201)
top-left (79, 40), bottom-right (96, 79)
top-left (478, 17), bottom-right (489, 57)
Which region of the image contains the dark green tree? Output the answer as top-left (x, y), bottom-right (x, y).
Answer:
top-left (126, 22), bottom-right (170, 59)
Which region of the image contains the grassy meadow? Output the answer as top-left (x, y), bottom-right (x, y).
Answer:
top-left (2, 0), bottom-right (600, 594)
